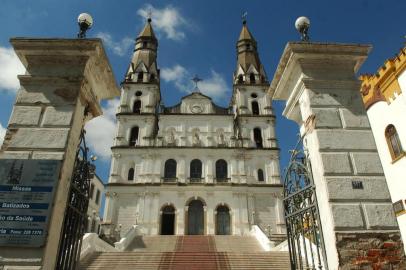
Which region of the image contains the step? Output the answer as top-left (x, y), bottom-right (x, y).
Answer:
top-left (80, 235), bottom-right (291, 270)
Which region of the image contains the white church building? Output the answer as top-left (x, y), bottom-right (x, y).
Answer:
top-left (102, 18), bottom-right (285, 238)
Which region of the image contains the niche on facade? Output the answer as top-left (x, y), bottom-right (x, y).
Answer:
top-left (216, 129), bottom-right (227, 147)
top-left (191, 128), bottom-right (201, 146)
top-left (166, 128), bottom-right (177, 146)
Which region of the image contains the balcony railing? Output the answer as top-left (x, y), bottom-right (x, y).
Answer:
top-left (161, 177), bottom-right (178, 183)
top-left (187, 177), bottom-right (204, 184)
top-left (214, 178), bottom-right (231, 184)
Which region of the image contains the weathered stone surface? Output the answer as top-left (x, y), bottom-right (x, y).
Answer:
top-left (351, 152), bottom-right (384, 175)
top-left (336, 232), bottom-right (405, 270)
top-left (364, 204), bottom-right (398, 229)
top-left (9, 106), bottom-right (42, 126)
top-left (313, 108), bottom-right (342, 128)
top-left (307, 87), bottom-right (363, 107)
top-left (0, 151), bottom-right (31, 159)
top-left (339, 108), bottom-right (370, 129)
top-left (321, 153), bottom-right (352, 175)
top-left (331, 203), bottom-right (364, 229)
top-left (9, 128), bottom-right (69, 149)
top-left (16, 85), bottom-right (79, 105)
top-left (32, 151), bottom-right (65, 160)
top-left (42, 106), bottom-right (74, 126)
top-left (326, 177), bottom-right (391, 201)
top-left (317, 130), bottom-right (377, 151)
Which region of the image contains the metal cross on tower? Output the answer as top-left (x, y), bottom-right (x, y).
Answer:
top-left (192, 75), bottom-right (203, 92)
top-left (242, 11), bottom-right (248, 24)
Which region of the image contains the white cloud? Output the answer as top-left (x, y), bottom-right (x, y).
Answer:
top-left (137, 4), bottom-right (188, 41)
top-left (85, 99), bottom-right (119, 160)
top-left (96, 32), bottom-right (133, 56)
top-left (199, 70), bottom-right (229, 100)
top-left (161, 65), bottom-right (187, 82)
top-left (0, 123), bottom-right (6, 146)
top-left (0, 46), bottom-right (25, 93)
top-left (161, 64), bottom-right (229, 101)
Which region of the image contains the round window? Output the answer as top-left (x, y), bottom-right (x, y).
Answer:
top-left (135, 91), bottom-right (142, 96)
top-left (251, 93), bottom-right (258, 98)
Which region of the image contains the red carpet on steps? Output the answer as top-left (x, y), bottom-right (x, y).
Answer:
top-left (158, 236), bottom-right (230, 270)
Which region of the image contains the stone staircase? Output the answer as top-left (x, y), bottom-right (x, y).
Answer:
top-left (80, 235), bottom-right (291, 269)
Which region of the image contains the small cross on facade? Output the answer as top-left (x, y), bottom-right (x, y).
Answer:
top-left (191, 75), bottom-right (203, 91)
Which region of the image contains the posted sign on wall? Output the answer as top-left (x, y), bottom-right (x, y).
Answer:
top-left (0, 159), bottom-right (61, 247)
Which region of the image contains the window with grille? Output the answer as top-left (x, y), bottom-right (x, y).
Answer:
top-left (164, 159), bottom-right (177, 180)
top-left (385, 124), bottom-right (404, 160)
top-left (215, 159), bottom-right (228, 181)
top-left (190, 159), bottom-right (202, 180)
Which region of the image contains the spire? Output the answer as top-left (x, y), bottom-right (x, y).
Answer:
top-left (124, 18), bottom-right (159, 84)
top-left (238, 21), bottom-right (255, 42)
top-left (138, 17), bottom-right (157, 40)
top-left (234, 19), bottom-right (267, 85)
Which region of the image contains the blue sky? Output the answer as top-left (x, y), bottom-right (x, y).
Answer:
top-left (0, 0), bottom-right (405, 189)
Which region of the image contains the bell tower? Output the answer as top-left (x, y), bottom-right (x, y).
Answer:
top-left (119, 17), bottom-right (161, 114)
top-left (231, 19), bottom-right (272, 116)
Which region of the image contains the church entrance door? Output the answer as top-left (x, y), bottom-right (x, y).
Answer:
top-left (187, 200), bottom-right (204, 235)
top-left (161, 205), bottom-right (175, 235)
top-left (216, 206), bottom-right (231, 235)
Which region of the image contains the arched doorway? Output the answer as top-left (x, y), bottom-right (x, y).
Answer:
top-left (216, 205), bottom-right (231, 235)
top-left (187, 200), bottom-right (204, 235)
top-left (161, 205), bottom-right (175, 235)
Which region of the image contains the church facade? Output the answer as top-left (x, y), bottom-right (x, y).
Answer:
top-left (102, 18), bottom-right (285, 238)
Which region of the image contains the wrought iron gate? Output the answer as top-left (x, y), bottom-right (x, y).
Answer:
top-left (283, 137), bottom-right (328, 270)
top-left (56, 129), bottom-right (94, 269)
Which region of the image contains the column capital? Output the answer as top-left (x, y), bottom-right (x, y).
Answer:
top-left (269, 42), bottom-right (371, 124)
top-left (11, 38), bottom-right (120, 117)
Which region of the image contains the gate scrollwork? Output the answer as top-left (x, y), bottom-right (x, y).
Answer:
top-left (283, 136), bottom-right (328, 270)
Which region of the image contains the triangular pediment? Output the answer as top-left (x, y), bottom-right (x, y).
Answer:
top-left (182, 92), bottom-right (212, 101)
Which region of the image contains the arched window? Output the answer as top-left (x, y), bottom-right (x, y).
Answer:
top-left (258, 169), bottom-right (264, 182)
top-left (215, 159), bottom-right (228, 182)
top-left (385, 125), bottom-right (404, 160)
top-left (253, 128), bottom-right (263, 148)
top-left (164, 159), bottom-right (177, 180)
top-left (238, 74), bottom-right (243, 84)
top-left (137, 72), bottom-right (143, 82)
top-left (128, 168), bottom-right (135, 181)
top-left (190, 159), bottom-right (202, 181)
top-left (252, 101), bottom-right (259, 115)
top-left (249, 73), bottom-right (255, 84)
top-left (133, 100), bottom-right (141, 114)
top-left (129, 126), bottom-right (139, 146)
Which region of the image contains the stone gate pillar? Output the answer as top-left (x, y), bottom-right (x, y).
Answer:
top-left (0, 38), bottom-right (119, 269)
top-left (270, 43), bottom-right (404, 269)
